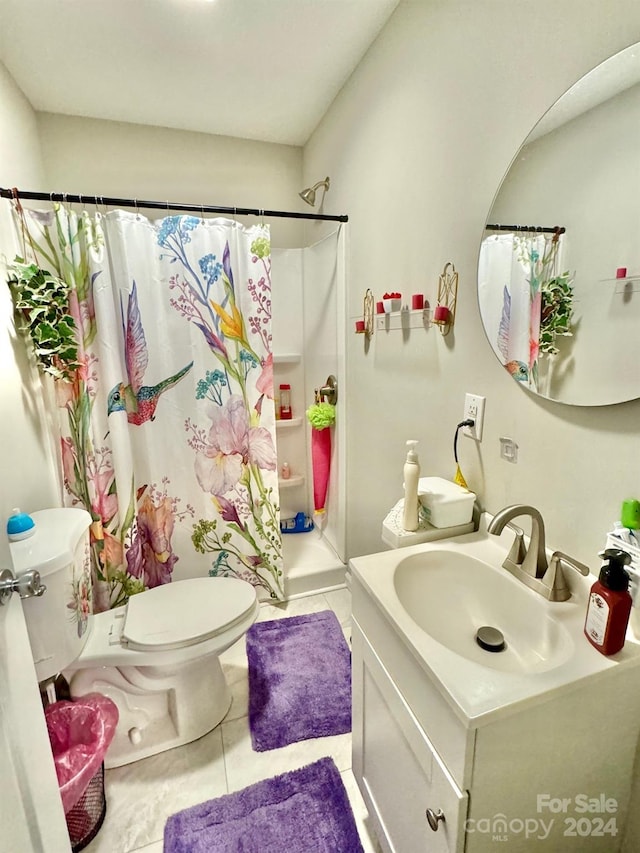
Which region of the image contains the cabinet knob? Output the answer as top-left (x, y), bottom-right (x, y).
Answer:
top-left (426, 807), bottom-right (445, 832)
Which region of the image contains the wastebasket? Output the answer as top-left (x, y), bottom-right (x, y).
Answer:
top-left (45, 693), bottom-right (119, 851)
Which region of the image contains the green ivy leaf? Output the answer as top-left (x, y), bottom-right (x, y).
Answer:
top-left (7, 257), bottom-right (80, 380)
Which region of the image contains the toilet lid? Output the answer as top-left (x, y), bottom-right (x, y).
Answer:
top-left (122, 577), bottom-right (257, 651)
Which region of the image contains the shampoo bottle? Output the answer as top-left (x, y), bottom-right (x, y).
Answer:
top-left (402, 440), bottom-right (420, 532)
top-left (584, 548), bottom-right (632, 656)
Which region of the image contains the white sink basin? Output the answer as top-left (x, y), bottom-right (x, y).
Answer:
top-left (394, 550), bottom-right (574, 673)
top-left (349, 516), bottom-right (640, 723)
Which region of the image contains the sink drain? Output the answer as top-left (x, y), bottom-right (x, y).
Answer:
top-left (475, 626), bottom-right (506, 653)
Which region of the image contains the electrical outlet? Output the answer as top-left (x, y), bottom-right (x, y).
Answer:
top-left (463, 393), bottom-right (485, 441)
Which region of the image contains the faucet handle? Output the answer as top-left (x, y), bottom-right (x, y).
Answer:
top-left (504, 522), bottom-right (526, 565)
top-left (542, 551), bottom-right (591, 602)
top-left (550, 551), bottom-right (590, 577)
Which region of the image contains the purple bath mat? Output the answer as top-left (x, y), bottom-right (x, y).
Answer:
top-left (247, 610), bottom-right (351, 751)
top-left (164, 756), bottom-right (364, 853)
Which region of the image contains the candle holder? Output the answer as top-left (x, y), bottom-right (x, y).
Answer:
top-left (432, 262), bottom-right (458, 335)
top-left (362, 288), bottom-right (374, 338)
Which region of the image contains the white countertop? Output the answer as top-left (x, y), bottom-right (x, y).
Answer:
top-left (350, 515), bottom-right (640, 728)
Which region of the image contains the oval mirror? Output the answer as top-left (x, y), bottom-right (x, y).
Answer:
top-left (478, 44), bottom-right (640, 406)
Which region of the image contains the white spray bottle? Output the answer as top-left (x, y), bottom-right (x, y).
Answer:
top-left (402, 440), bottom-right (420, 531)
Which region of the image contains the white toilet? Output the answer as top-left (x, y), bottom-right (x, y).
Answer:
top-left (10, 508), bottom-right (259, 768)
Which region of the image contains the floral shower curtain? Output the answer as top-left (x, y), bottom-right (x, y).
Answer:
top-left (12, 203), bottom-right (284, 608)
top-left (478, 231), bottom-right (564, 393)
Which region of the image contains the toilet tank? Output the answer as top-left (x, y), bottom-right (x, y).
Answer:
top-left (9, 508), bottom-right (92, 682)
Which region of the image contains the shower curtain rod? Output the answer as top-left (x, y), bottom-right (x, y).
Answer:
top-left (0, 187), bottom-right (349, 223)
top-left (485, 223), bottom-right (565, 235)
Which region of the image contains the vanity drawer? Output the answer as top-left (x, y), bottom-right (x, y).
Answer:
top-left (353, 625), bottom-right (468, 853)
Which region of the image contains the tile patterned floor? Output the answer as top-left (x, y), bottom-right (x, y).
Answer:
top-left (84, 589), bottom-right (382, 853)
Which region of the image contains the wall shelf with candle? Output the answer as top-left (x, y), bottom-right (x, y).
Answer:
top-left (376, 307), bottom-right (432, 332)
top-left (608, 275), bottom-right (640, 294)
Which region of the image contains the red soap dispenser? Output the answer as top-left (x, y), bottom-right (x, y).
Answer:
top-left (584, 548), bottom-right (632, 656)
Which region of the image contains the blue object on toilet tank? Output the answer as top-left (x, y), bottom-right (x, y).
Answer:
top-left (7, 507), bottom-right (36, 541)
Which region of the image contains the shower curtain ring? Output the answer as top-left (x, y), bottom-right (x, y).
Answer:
top-left (11, 187), bottom-right (23, 214)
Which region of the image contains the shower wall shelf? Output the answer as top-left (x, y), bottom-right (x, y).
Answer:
top-left (376, 308), bottom-right (432, 332)
top-left (278, 474), bottom-right (305, 488)
top-left (276, 417), bottom-right (303, 429)
top-left (273, 353), bottom-right (301, 364)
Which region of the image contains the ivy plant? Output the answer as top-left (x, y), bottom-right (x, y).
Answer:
top-left (7, 258), bottom-right (80, 380)
top-left (539, 270), bottom-right (574, 356)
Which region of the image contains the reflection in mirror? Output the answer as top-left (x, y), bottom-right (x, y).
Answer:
top-left (478, 44), bottom-right (640, 406)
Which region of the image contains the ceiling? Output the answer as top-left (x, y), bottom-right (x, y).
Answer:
top-left (0, 0), bottom-right (399, 146)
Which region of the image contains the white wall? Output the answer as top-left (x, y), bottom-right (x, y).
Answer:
top-left (0, 62), bottom-right (44, 189)
top-left (37, 113), bottom-right (305, 249)
top-left (0, 63), bottom-right (59, 559)
top-left (303, 0), bottom-right (640, 572)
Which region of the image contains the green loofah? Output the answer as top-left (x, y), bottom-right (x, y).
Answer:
top-left (306, 402), bottom-right (336, 429)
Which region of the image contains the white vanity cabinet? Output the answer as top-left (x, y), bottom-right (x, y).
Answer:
top-left (351, 572), bottom-right (640, 853)
top-left (352, 624), bottom-right (468, 852)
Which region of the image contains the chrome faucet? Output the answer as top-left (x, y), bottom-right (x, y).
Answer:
top-left (487, 505), bottom-right (589, 601)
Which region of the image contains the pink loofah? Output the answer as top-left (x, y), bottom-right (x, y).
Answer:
top-left (312, 426), bottom-right (332, 513)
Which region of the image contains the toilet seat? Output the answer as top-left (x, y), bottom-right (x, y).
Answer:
top-left (122, 577), bottom-right (258, 652)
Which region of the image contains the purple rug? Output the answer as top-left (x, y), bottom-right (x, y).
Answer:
top-left (164, 757), bottom-right (364, 853)
top-left (246, 610), bottom-right (351, 751)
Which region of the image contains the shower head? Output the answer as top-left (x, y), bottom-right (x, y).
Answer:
top-left (299, 177), bottom-right (330, 207)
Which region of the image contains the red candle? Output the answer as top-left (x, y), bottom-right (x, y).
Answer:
top-left (355, 320), bottom-right (365, 333)
top-left (411, 294), bottom-right (424, 310)
top-left (433, 305), bottom-right (450, 323)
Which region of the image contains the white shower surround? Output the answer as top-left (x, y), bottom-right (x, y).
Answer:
top-left (272, 228), bottom-right (347, 597)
